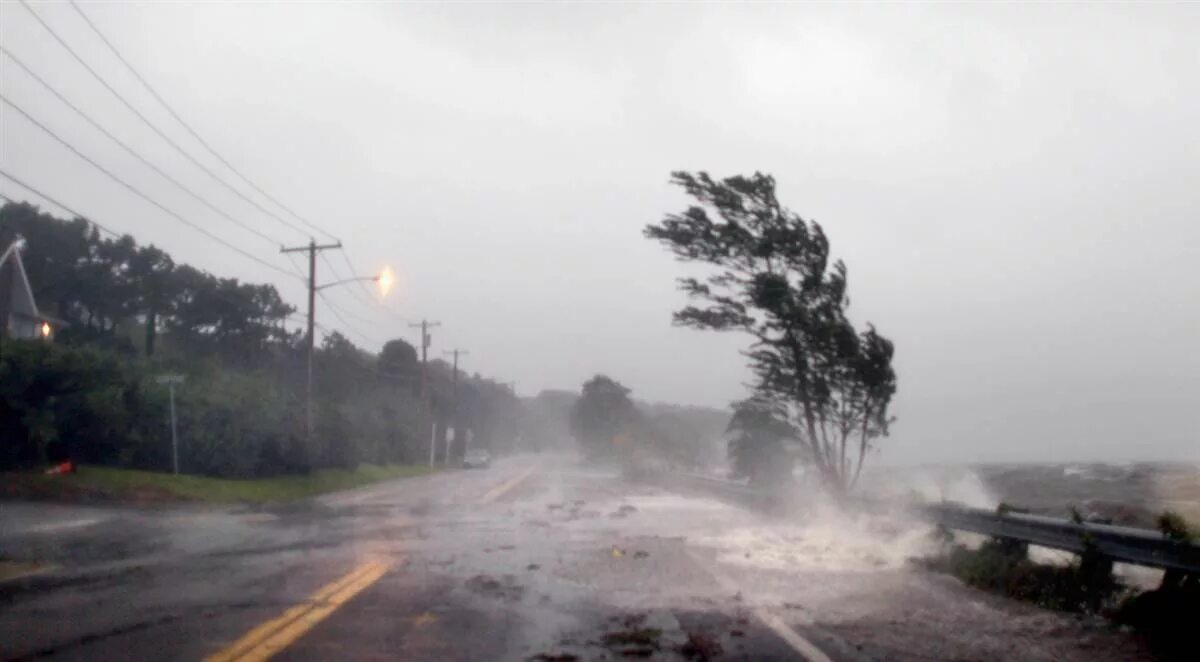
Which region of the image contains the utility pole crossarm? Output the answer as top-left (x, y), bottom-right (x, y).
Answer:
top-left (280, 241), bottom-right (342, 254)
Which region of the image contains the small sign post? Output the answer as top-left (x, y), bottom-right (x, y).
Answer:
top-left (155, 375), bottom-right (185, 474)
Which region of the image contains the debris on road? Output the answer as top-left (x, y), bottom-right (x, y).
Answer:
top-left (633, 550), bottom-right (649, 559)
top-left (679, 631), bottom-right (723, 660)
top-left (609, 504), bottom-right (639, 519)
top-left (602, 626), bottom-right (662, 657)
top-left (612, 546), bottom-right (626, 558)
top-left (527, 564), bottom-right (541, 571)
top-left (465, 574), bottom-right (524, 602)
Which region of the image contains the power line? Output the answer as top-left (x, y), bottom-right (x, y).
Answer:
top-left (67, 0), bottom-right (339, 243)
top-left (1, 169), bottom-right (122, 238)
top-left (17, 0), bottom-right (311, 241)
top-left (317, 290), bottom-right (384, 348)
top-left (318, 251), bottom-right (395, 323)
top-left (0, 178), bottom-right (304, 325)
top-left (60, 0), bottom-right (407, 325)
top-left (1, 47), bottom-right (287, 250)
top-left (1, 97), bottom-right (303, 282)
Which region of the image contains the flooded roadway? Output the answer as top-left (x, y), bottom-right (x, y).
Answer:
top-left (0, 455), bottom-right (1154, 660)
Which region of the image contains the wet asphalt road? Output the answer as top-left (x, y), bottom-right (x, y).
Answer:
top-left (0, 455), bottom-right (1155, 661)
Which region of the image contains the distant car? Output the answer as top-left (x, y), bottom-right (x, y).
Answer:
top-left (462, 449), bottom-right (491, 469)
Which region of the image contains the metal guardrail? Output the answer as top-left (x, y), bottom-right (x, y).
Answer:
top-left (647, 470), bottom-right (1200, 574)
top-left (924, 503), bottom-right (1200, 573)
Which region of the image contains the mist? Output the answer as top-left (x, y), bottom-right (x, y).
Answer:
top-left (3, 3), bottom-right (1199, 467)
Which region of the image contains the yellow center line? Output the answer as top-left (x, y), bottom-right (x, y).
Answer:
top-left (479, 464), bottom-right (540, 504)
top-left (206, 559), bottom-right (393, 662)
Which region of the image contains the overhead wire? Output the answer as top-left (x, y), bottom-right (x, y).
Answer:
top-left (67, 0), bottom-right (338, 244)
top-left (17, 0), bottom-right (311, 241)
top-left (0, 180), bottom-right (304, 328)
top-left (62, 0), bottom-right (411, 326)
top-left (1, 46), bottom-right (288, 250)
top-left (317, 290), bottom-right (385, 348)
top-left (2, 170), bottom-right (123, 238)
top-left (17, 2), bottom-right (415, 344)
top-left (1, 97), bottom-right (303, 282)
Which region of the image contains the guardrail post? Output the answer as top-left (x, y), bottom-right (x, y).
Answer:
top-left (994, 536), bottom-right (1029, 560)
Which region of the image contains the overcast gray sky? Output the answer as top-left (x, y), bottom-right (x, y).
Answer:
top-left (2, 2), bottom-right (1197, 464)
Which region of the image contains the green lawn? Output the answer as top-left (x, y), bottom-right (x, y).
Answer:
top-left (5, 464), bottom-right (434, 505)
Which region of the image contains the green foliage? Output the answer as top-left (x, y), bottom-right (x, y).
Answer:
top-left (1, 201), bottom-right (527, 482)
top-left (928, 537), bottom-right (1120, 613)
top-left (1157, 510), bottom-right (1197, 542)
top-left (12, 463), bottom-right (432, 503)
top-left (727, 398), bottom-right (796, 486)
top-left (0, 340), bottom-right (145, 469)
top-left (378, 339), bottom-right (419, 378)
top-left (569, 375), bottom-right (638, 459)
top-left (1116, 579), bottom-right (1200, 660)
top-left (644, 172), bottom-right (897, 493)
top-left (2, 202), bottom-right (296, 361)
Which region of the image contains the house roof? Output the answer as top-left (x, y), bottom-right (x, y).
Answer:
top-left (1, 238), bottom-right (43, 321)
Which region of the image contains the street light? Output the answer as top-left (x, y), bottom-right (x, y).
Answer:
top-left (315, 266), bottom-right (394, 296)
top-left (377, 266), bottom-right (395, 297)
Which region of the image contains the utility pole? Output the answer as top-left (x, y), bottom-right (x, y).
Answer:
top-left (155, 375), bottom-right (185, 474)
top-left (281, 239), bottom-right (342, 442)
top-left (444, 348), bottom-right (468, 463)
top-left (409, 319), bottom-right (441, 466)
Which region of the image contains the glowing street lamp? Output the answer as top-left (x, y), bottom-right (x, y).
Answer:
top-left (315, 266), bottom-right (396, 297)
top-left (377, 266), bottom-right (395, 297)
top-left (40, 321), bottom-right (51, 338)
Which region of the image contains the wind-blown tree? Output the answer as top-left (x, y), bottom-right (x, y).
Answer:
top-left (569, 375), bottom-right (638, 459)
top-left (645, 171), bottom-right (897, 492)
top-left (727, 398), bottom-right (797, 486)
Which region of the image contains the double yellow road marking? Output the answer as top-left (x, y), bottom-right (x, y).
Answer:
top-left (209, 464), bottom-right (537, 660)
top-left (207, 559), bottom-right (393, 662)
top-left (479, 464), bottom-right (539, 504)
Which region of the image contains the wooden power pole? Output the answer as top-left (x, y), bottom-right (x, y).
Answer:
top-left (281, 239), bottom-right (342, 442)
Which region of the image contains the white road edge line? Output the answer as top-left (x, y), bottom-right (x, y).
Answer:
top-left (685, 549), bottom-right (832, 662)
top-left (753, 608), bottom-right (834, 662)
top-left (26, 518), bottom-right (104, 533)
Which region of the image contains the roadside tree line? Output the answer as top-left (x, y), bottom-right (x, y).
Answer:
top-left (0, 202), bottom-right (523, 476)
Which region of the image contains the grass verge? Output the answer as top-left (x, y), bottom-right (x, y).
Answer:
top-left (1, 464), bottom-right (434, 505)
